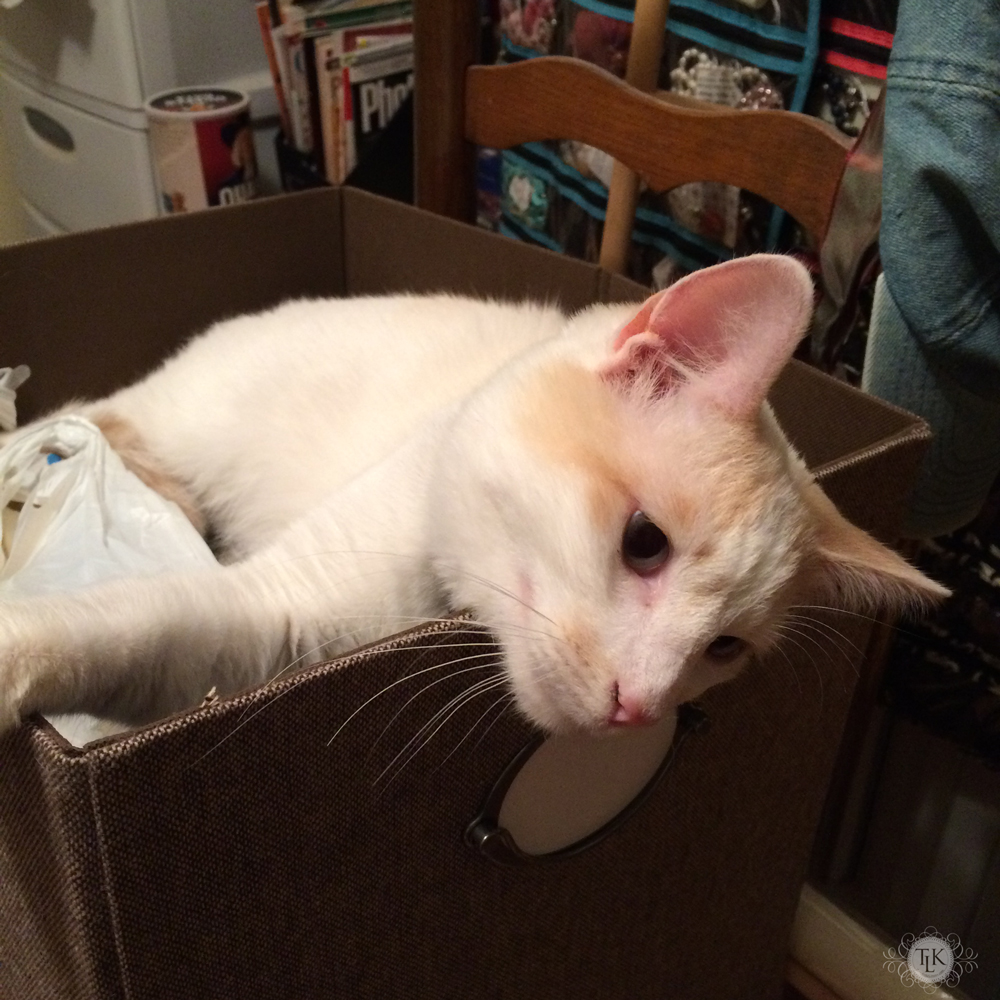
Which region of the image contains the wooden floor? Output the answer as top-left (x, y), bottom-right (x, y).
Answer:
top-left (784, 960), bottom-right (845, 1000)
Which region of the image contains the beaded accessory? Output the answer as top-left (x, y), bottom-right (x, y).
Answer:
top-left (669, 48), bottom-right (785, 110)
top-left (815, 66), bottom-right (870, 137)
top-left (737, 66), bottom-right (785, 111)
top-left (666, 49), bottom-right (785, 248)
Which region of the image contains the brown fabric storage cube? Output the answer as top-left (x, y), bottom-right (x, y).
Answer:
top-left (0, 188), bottom-right (930, 1000)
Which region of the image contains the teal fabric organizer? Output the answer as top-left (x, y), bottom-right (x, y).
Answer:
top-left (492, 0), bottom-right (821, 273)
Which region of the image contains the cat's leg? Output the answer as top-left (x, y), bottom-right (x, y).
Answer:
top-left (0, 562), bottom-right (294, 729)
top-left (0, 507), bottom-right (447, 730)
top-left (0, 543), bottom-right (439, 731)
top-left (0, 430), bottom-right (443, 732)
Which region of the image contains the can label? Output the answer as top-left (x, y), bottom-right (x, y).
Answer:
top-left (147, 89), bottom-right (257, 214)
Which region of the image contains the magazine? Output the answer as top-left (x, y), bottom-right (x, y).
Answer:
top-left (314, 25), bottom-right (412, 183)
top-left (264, 1), bottom-right (411, 166)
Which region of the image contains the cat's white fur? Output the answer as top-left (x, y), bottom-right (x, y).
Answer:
top-left (0, 256), bottom-right (946, 735)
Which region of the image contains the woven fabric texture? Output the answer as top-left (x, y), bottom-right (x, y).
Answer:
top-left (2, 615), bottom-right (863, 1000)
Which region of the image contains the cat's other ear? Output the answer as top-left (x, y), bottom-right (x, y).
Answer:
top-left (601, 254), bottom-right (815, 418)
top-left (800, 483), bottom-right (950, 613)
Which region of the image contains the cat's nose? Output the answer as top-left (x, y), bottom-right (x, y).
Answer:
top-left (608, 684), bottom-right (658, 727)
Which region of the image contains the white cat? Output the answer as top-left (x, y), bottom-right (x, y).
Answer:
top-left (0, 255), bottom-right (946, 735)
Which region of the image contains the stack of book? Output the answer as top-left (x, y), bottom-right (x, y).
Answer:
top-left (257, 0), bottom-right (413, 186)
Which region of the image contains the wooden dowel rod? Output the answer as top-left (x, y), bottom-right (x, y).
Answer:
top-left (598, 0), bottom-right (671, 274)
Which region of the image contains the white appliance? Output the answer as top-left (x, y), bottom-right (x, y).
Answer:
top-left (0, 0), bottom-right (280, 238)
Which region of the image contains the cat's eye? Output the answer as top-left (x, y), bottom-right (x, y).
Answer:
top-left (622, 511), bottom-right (670, 574)
top-left (705, 635), bottom-right (747, 661)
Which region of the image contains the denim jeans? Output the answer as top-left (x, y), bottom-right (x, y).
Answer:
top-left (863, 0), bottom-right (1000, 536)
top-left (880, 0), bottom-right (1000, 400)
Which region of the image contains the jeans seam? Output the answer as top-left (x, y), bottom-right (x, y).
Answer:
top-left (892, 270), bottom-right (1000, 352)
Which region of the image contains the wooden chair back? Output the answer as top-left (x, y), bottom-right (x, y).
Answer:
top-left (413, 0), bottom-right (852, 272)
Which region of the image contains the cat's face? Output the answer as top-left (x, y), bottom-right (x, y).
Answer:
top-left (430, 256), bottom-right (947, 733)
top-left (438, 370), bottom-right (813, 732)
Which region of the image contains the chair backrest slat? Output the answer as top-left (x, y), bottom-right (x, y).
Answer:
top-left (465, 57), bottom-right (851, 243)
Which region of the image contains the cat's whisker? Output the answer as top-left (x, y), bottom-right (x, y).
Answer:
top-left (775, 623), bottom-right (832, 662)
top-left (779, 623), bottom-right (863, 682)
top-left (319, 549), bottom-right (563, 636)
top-left (771, 643), bottom-right (803, 697)
top-left (380, 681), bottom-right (510, 789)
top-left (232, 605), bottom-right (554, 728)
top-left (787, 604), bottom-right (930, 642)
top-left (470, 694), bottom-right (517, 753)
top-left (374, 676), bottom-right (508, 789)
top-left (306, 611), bottom-right (564, 646)
top-left (266, 611), bottom-right (553, 685)
top-left (188, 680), bottom-right (305, 768)
top-left (782, 615), bottom-right (854, 646)
top-left (271, 625), bottom-right (497, 688)
top-left (210, 643), bottom-right (505, 758)
top-left (234, 638), bottom-right (503, 726)
top-left (367, 656), bottom-right (503, 757)
top-left (782, 613), bottom-right (865, 658)
top-left (380, 675), bottom-right (508, 777)
top-left (453, 569), bottom-right (562, 632)
top-left (777, 624), bottom-right (854, 694)
top-left (771, 630), bottom-right (826, 702)
top-left (774, 623), bottom-right (842, 669)
top-left (272, 546), bottom-right (565, 640)
top-left (327, 649), bottom-right (504, 747)
top-left (433, 688), bottom-right (514, 774)
top-left (786, 604), bottom-right (887, 623)
top-left (199, 652), bottom-right (490, 766)
top-left (762, 638), bottom-right (803, 696)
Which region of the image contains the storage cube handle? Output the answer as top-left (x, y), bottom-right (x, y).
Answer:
top-left (465, 702), bottom-right (709, 865)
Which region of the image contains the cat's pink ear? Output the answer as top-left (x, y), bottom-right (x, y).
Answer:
top-left (802, 485), bottom-right (950, 612)
top-left (601, 255), bottom-right (815, 417)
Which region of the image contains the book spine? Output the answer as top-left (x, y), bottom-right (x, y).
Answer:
top-left (300, 1), bottom-right (412, 33)
top-left (343, 43), bottom-right (413, 178)
top-left (303, 35), bottom-right (324, 170)
top-left (256, 2), bottom-right (291, 135)
top-left (285, 34), bottom-right (313, 153)
top-left (316, 36), bottom-right (345, 184)
top-left (341, 63), bottom-right (355, 178)
top-left (265, 0), bottom-right (413, 182)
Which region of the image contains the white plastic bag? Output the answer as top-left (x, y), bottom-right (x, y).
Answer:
top-left (0, 415), bottom-right (217, 745)
top-left (0, 416), bottom-right (216, 596)
top-left (0, 365), bottom-right (31, 433)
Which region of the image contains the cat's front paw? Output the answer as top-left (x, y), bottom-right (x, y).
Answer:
top-left (0, 609), bottom-right (69, 735)
top-left (0, 649), bottom-right (31, 735)
top-left (0, 688), bottom-right (23, 734)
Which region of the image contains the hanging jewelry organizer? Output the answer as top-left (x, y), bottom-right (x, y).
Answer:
top-left (483, 0), bottom-right (826, 283)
